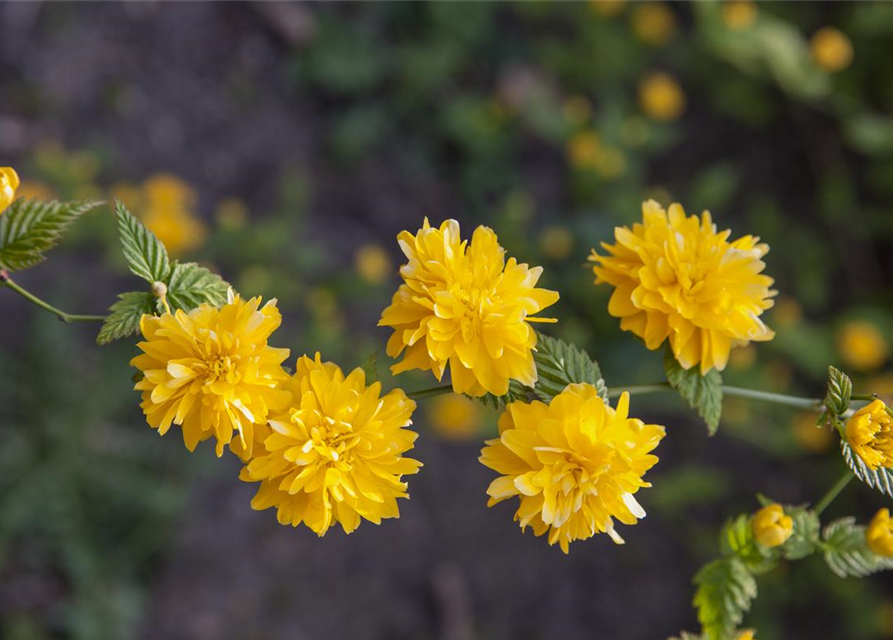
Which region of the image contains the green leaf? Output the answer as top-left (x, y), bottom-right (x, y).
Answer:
top-left (116, 201), bottom-right (171, 283)
top-left (96, 292), bottom-right (156, 346)
top-left (822, 517), bottom-right (893, 578)
top-left (163, 262), bottom-right (229, 312)
top-left (473, 379), bottom-right (534, 411)
top-left (531, 332), bottom-right (609, 405)
top-left (360, 351), bottom-right (379, 384)
top-left (693, 557), bottom-right (757, 640)
top-left (664, 348), bottom-right (723, 435)
top-left (824, 366), bottom-right (852, 416)
top-left (782, 508), bottom-right (821, 561)
top-left (0, 198), bottom-right (102, 272)
top-left (840, 440), bottom-right (893, 498)
top-left (719, 514), bottom-right (776, 574)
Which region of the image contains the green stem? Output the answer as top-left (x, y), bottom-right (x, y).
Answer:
top-left (608, 381), bottom-right (823, 410)
top-left (1, 273), bottom-right (105, 323)
top-left (814, 472), bottom-right (854, 517)
top-left (406, 384), bottom-right (454, 401)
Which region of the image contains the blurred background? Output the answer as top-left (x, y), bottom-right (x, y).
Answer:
top-left (2, 2), bottom-right (893, 638)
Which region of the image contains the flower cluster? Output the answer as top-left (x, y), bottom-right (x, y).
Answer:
top-left (479, 385), bottom-right (665, 553)
top-left (845, 399), bottom-right (893, 470)
top-left (590, 200), bottom-right (776, 374)
top-left (379, 218), bottom-right (559, 397)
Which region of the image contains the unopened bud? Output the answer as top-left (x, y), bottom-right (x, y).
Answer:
top-left (151, 281), bottom-right (168, 298)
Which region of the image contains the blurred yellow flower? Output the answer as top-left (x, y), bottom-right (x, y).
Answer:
top-left (480, 387), bottom-right (665, 553)
top-left (846, 399), bottom-right (893, 470)
top-left (811, 26), bottom-right (853, 73)
top-left (141, 174), bottom-right (207, 256)
top-left (867, 508), bottom-right (893, 557)
top-left (562, 95), bottom-right (592, 126)
top-left (567, 131), bottom-right (602, 170)
top-left (632, 3), bottom-right (676, 47)
top-left (16, 180), bottom-right (54, 202)
top-left (838, 320), bottom-right (888, 372)
top-left (722, 1), bottom-right (757, 30)
top-left (772, 296), bottom-right (803, 328)
top-left (792, 411), bottom-right (834, 453)
top-left (590, 200), bottom-right (776, 374)
top-left (428, 393), bottom-right (482, 440)
top-left (240, 353), bottom-right (421, 535)
top-left (355, 243), bottom-right (393, 285)
top-left (131, 292), bottom-right (291, 457)
top-left (735, 630), bottom-right (757, 640)
top-left (110, 182), bottom-right (143, 212)
top-left (752, 504), bottom-right (793, 548)
top-left (0, 167), bottom-right (20, 214)
top-left (380, 219), bottom-right (559, 397)
top-left (589, 0), bottom-right (625, 18)
top-left (541, 225), bottom-right (574, 261)
top-left (215, 197), bottom-right (249, 231)
top-left (639, 73), bottom-right (686, 122)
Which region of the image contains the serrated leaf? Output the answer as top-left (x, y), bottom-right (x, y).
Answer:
top-left (96, 292), bottom-right (156, 346)
top-left (0, 198), bottom-right (102, 272)
top-left (116, 201), bottom-right (171, 283)
top-left (824, 366), bottom-right (852, 416)
top-left (719, 514), bottom-right (776, 574)
top-left (822, 517), bottom-right (893, 578)
top-left (782, 508), bottom-right (821, 560)
top-left (472, 379), bottom-right (534, 411)
top-left (664, 348), bottom-right (723, 435)
top-left (360, 351), bottom-right (379, 384)
top-left (840, 440), bottom-right (893, 497)
top-left (693, 557), bottom-right (757, 640)
top-left (163, 262), bottom-right (229, 312)
top-left (531, 332), bottom-right (609, 404)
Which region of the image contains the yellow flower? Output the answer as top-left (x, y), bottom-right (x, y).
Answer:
top-left (141, 173), bottom-right (207, 256)
top-left (722, 1), bottom-right (757, 30)
top-left (1, 167), bottom-right (20, 214)
top-left (811, 27), bottom-right (853, 73)
top-left (590, 200), bottom-right (776, 374)
top-left (428, 393), bottom-right (482, 440)
top-left (567, 131), bottom-right (602, 170)
top-left (479, 386), bottom-right (665, 553)
top-left (355, 243), bottom-right (393, 285)
top-left (735, 630), bottom-right (757, 640)
top-left (541, 226), bottom-right (574, 261)
top-left (589, 0), bottom-right (625, 18)
top-left (239, 353), bottom-right (421, 535)
top-left (632, 3), bottom-right (676, 47)
top-left (131, 292), bottom-right (291, 457)
top-left (752, 504), bottom-right (793, 548)
top-left (639, 73), bottom-right (686, 122)
top-left (379, 219), bottom-right (559, 397)
top-left (846, 399), bottom-right (893, 470)
top-left (838, 320), bottom-right (888, 372)
top-left (867, 508), bottom-right (893, 557)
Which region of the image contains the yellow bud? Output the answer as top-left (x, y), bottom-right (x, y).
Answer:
top-left (846, 399), bottom-right (893, 470)
top-left (811, 27), bottom-right (853, 73)
top-left (752, 504), bottom-right (793, 548)
top-left (0, 167), bottom-right (21, 214)
top-left (867, 508), bottom-right (893, 557)
top-left (639, 73), bottom-right (686, 122)
top-left (722, 1), bottom-right (757, 31)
